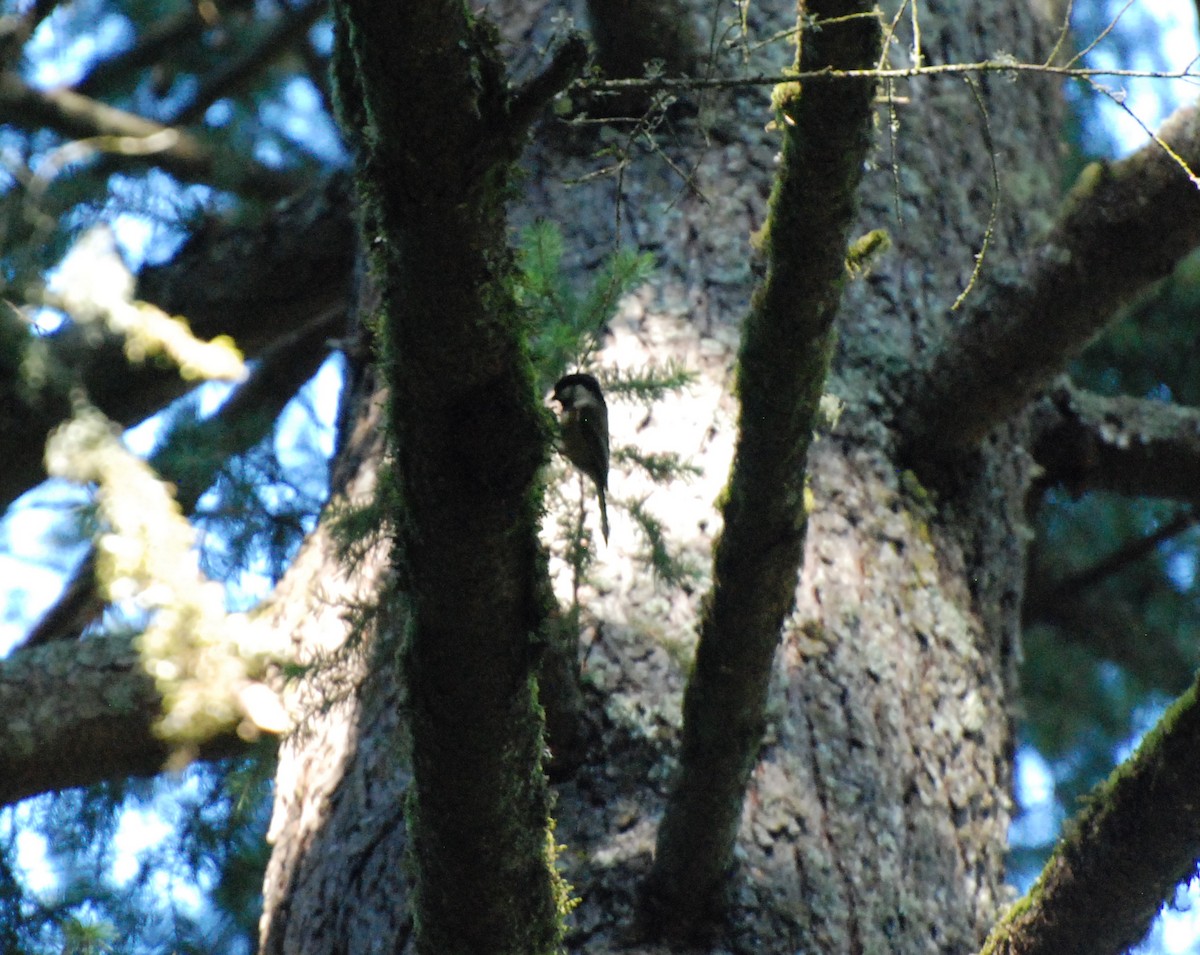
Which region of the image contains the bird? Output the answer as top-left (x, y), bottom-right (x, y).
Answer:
top-left (551, 372), bottom-right (610, 543)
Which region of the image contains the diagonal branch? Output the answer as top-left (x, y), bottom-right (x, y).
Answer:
top-left (981, 668), bottom-right (1200, 955)
top-left (641, 1), bottom-right (880, 937)
top-left (902, 101), bottom-right (1200, 457)
top-left (73, 8), bottom-right (204, 98)
top-left (1027, 507), bottom-right (1198, 617)
top-left (1029, 382), bottom-right (1200, 505)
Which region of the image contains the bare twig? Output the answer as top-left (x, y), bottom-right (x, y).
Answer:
top-left (580, 58), bottom-right (1200, 93)
top-left (950, 75), bottom-right (1000, 311)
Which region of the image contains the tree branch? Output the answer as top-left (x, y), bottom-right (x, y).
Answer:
top-left (1026, 507), bottom-right (1198, 618)
top-left (584, 0), bottom-right (697, 79)
top-left (0, 175), bottom-right (353, 512)
top-left (0, 633), bottom-right (245, 806)
top-left (22, 325), bottom-right (333, 647)
top-left (642, 0), bottom-right (880, 936)
top-left (506, 32), bottom-right (589, 137)
top-left (0, 71), bottom-right (300, 197)
top-left (982, 669), bottom-right (1200, 955)
top-left (902, 101), bottom-right (1200, 457)
top-left (72, 8), bottom-right (204, 98)
top-left (1029, 382), bottom-right (1200, 505)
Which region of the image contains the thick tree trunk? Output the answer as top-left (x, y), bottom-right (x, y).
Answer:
top-left (258, 0), bottom-right (1062, 951)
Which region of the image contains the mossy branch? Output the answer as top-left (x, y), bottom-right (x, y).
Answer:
top-left (642, 0), bottom-right (881, 936)
top-left (981, 670), bottom-right (1200, 955)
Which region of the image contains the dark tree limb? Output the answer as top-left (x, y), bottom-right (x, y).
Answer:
top-left (507, 32), bottom-right (589, 137)
top-left (0, 175), bottom-right (354, 512)
top-left (584, 0), bottom-right (698, 81)
top-left (1026, 508), bottom-right (1198, 621)
top-left (72, 8), bottom-right (204, 98)
top-left (903, 102), bottom-right (1200, 458)
top-left (981, 668), bottom-right (1200, 955)
top-left (329, 4), bottom-right (586, 950)
top-left (642, 0), bottom-right (880, 937)
top-left (1029, 382), bottom-right (1200, 505)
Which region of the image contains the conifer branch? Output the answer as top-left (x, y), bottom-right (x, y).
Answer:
top-left (1030, 383), bottom-right (1200, 506)
top-left (981, 669), bottom-right (1200, 955)
top-left (902, 101), bottom-right (1200, 458)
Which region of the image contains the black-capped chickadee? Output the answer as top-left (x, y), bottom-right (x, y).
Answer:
top-left (551, 372), bottom-right (610, 543)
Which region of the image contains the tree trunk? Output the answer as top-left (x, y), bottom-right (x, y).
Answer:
top-left (258, 0), bottom-right (1063, 951)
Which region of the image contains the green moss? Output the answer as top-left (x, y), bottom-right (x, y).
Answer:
top-left (899, 468), bottom-right (937, 512)
top-left (845, 228), bottom-right (891, 276)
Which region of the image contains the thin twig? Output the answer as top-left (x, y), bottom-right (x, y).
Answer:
top-left (1065, 0), bottom-right (1136, 71)
top-left (1043, 0), bottom-right (1075, 68)
top-left (581, 59), bottom-right (1200, 94)
top-left (951, 75), bottom-right (1000, 310)
top-left (1087, 77), bottom-right (1200, 186)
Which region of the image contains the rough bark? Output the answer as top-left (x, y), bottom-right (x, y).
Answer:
top-left (257, 383), bottom-right (412, 953)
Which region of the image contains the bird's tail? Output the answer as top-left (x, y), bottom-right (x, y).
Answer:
top-left (599, 487), bottom-right (609, 543)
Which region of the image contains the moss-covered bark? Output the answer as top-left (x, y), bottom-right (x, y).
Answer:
top-left (981, 669), bottom-right (1200, 955)
top-left (330, 2), bottom-right (584, 951)
top-left (641, 0), bottom-right (881, 935)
